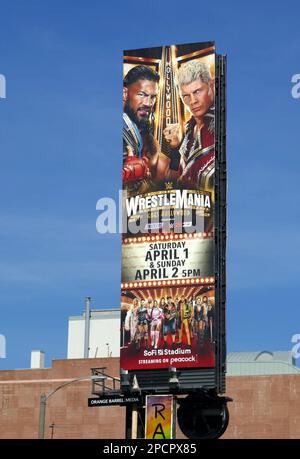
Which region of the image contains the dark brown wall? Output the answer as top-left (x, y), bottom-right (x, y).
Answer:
top-left (0, 358), bottom-right (299, 439)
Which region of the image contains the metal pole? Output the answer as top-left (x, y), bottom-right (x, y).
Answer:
top-left (38, 375), bottom-right (104, 439)
top-left (125, 405), bottom-right (132, 439)
top-left (172, 397), bottom-right (177, 439)
top-left (84, 296), bottom-right (91, 358)
top-left (38, 393), bottom-right (47, 439)
top-left (131, 404), bottom-right (138, 439)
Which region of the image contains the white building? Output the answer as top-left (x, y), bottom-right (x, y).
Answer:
top-left (67, 309), bottom-right (120, 359)
top-left (67, 308), bottom-right (300, 377)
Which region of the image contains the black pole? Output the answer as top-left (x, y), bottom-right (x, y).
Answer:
top-left (125, 405), bottom-right (132, 439)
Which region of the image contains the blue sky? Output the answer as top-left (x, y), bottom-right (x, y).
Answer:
top-left (0, 0), bottom-right (300, 370)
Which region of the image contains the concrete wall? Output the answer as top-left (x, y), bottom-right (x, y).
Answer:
top-left (67, 312), bottom-right (120, 359)
top-left (0, 358), bottom-right (299, 439)
top-left (67, 319), bottom-right (85, 359)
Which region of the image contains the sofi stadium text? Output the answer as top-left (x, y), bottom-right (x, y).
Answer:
top-left (103, 443), bottom-right (197, 455)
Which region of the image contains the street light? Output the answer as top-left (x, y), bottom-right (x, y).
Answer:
top-left (38, 374), bottom-right (105, 439)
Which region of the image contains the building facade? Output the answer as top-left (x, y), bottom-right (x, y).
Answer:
top-left (67, 309), bottom-right (120, 359)
top-left (0, 356), bottom-right (300, 439)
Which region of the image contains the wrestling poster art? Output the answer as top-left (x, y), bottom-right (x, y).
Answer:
top-left (121, 42), bottom-right (216, 371)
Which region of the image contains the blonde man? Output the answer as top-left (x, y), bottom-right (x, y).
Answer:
top-left (163, 59), bottom-right (215, 192)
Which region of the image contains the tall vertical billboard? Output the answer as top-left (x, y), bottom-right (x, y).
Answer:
top-left (121, 42), bottom-right (217, 373)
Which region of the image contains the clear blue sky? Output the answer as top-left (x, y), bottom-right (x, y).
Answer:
top-left (0, 0), bottom-right (300, 370)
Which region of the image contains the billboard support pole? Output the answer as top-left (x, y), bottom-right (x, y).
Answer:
top-left (172, 397), bottom-right (177, 439)
top-left (131, 404), bottom-right (138, 439)
top-left (125, 405), bottom-right (132, 439)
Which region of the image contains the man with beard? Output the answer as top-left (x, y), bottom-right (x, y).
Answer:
top-left (123, 65), bottom-right (160, 195)
top-left (163, 60), bottom-right (215, 193)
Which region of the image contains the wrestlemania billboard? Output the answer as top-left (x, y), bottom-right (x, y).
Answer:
top-left (120, 42), bottom-right (219, 373)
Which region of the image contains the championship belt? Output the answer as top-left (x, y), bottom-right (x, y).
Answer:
top-left (122, 155), bottom-right (150, 183)
top-left (123, 112), bottom-right (143, 160)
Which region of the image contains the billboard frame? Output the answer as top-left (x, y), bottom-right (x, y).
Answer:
top-left (120, 50), bottom-right (227, 396)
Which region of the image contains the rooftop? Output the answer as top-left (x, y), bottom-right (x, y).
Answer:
top-left (227, 351), bottom-right (299, 376)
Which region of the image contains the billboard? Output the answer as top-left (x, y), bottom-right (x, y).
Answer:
top-left (121, 42), bottom-right (216, 372)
